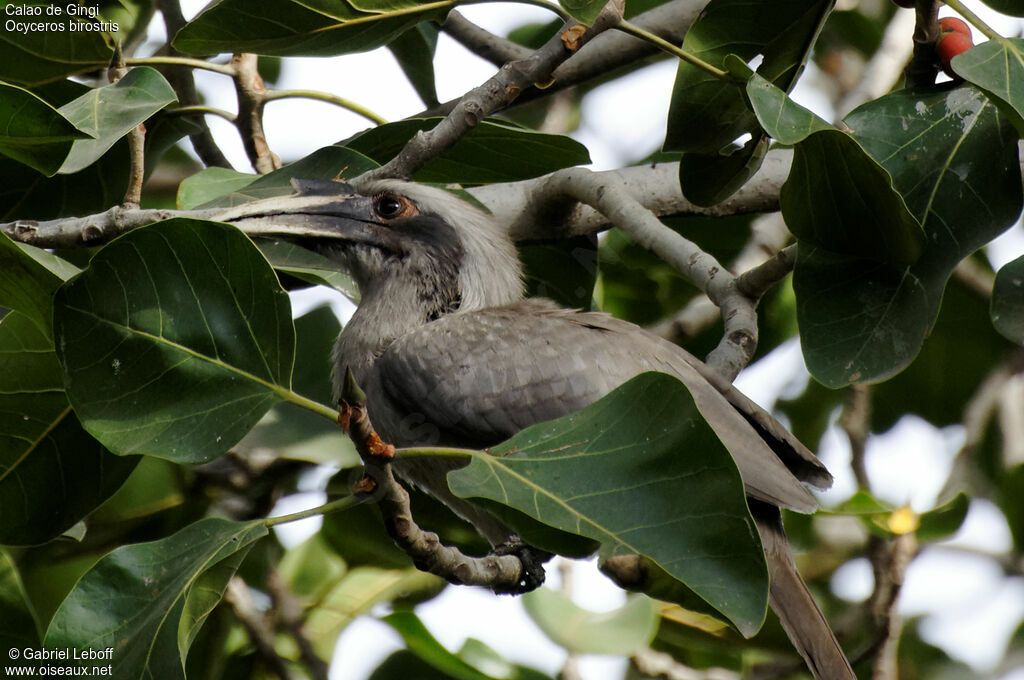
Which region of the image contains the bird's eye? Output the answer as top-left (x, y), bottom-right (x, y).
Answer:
top-left (373, 193), bottom-right (413, 220)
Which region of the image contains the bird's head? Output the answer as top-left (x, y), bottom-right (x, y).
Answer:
top-left (262, 178), bottom-right (523, 319)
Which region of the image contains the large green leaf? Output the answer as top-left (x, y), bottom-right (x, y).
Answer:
top-left (953, 39), bottom-right (1024, 136)
top-left (45, 518), bottom-right (267, 678)
top-left (0, 109), bottom-right (200, 221)
top-left (382, 611), bottom-right (496, 680)
top-left (185, 145), bottom-right (379, 209)
top-left (173, 0), bottom-right (444, 57)
top-left (304, 568), bottom-right (441, 660)
top-left (346, 119), bottom-right (591, 183)
top-left (797, 85), bottom-right (1022, 387)
top-left (57, 67), bottom-right (177, 174)
top-left (0, 551), bottom-right (40, 656)
top-left (522, 589), bottom-right (658, 655)
top-left (387, 23), bottom-right (439, 108)
top-left (447, 372), bottom-right (768, 635)
top-left (0, 82), bottom-right (89, 175)
top-left (978, 0), bottom-right (1024, 16)
top-left (781, 130), bottom-right (924, 266)
top-left (0, 236), bottom-right (136, 546)
top-left (665, 0), bottom-right (833, 201)
top-left (0, 3), bottom-right (113, 86)
top-left (992, 253), bottom-right (1024, 344)
top-left (53, 219), bottom-right (295, 463)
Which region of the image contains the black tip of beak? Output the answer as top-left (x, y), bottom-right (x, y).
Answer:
top-left (290, 178), bottom-right (356, 197)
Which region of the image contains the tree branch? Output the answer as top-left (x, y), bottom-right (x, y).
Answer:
top-left (441, 11), bottom-right (532, 67)
top-left (523, 166), bottom-right (758, 379)
top-left (903, 1), bottom-right (941, 88)
top-left (153, 0), bottom-right (233, 169)
top-left (358, 0), bottom-right (625, 181)
top-left (338, 375), bottom-right (530, 593)
top-left (233, 53), bottom-right (281, 174)
top-left (0, 155), bottom-right (793, 250)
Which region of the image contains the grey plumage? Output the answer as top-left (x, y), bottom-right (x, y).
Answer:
top-left (283, 177), bottom-right (854, 680)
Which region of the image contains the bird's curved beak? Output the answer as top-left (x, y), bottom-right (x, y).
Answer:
top-left (217, 178), bottom-right (394, 250)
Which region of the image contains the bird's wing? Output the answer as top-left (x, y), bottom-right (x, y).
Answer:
top-left (372, 299), bottom-right (822, 512)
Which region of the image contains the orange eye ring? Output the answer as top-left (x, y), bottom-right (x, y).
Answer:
top-left (373, 192), bottom-right (418, 220)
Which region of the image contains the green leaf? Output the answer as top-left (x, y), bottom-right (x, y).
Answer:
top-left (781, 129), bottom-right (924, 267)
top-left (235, 306), bottom-right (358, 465)
top-left (278, 533), bottom-right (347, 606)
top-left (383, 611), bottom-right (496, 680)
top-left (557, 0), bottom-right (607, 24)
top-left (0, 108), bottom-right (200, 222)
top-left (0, 234), bottom-right (79, 330)
top-left (745, 70), bottom-right (833, 144)
top-left (992, 253), bottom-right (1024, 344)
top-left (45, 518), bottom-right (268, 677)
top-left (917, 493), bottom-right (969, 542)
top-left (346, 119), bottom-right (591, 183)
top-left (0, 551), bottom-right (40, 654)
top-left (952, 39), bottom-right (1024, 136)
top-left (57, 67), bottom-right (177, 174)
top-left (173, 0), bottom-right (445, 57)
top-left (176, 167), bottom-right (259, 210)
top-left (978, 0), bottom-right (1024, 16)
top-left (0, 311), bottom-right (138, 545)
top-left (678, 135), bottom-right (770, 207)
top-left (522, 589), bottom-right (658, 655)
top-left (0, 237), bottom-right (135, 545)
top-left (0, 82), bottom-right (89, 175)
top-left (53, 218), bottom-right (295, 463)
top-left (387, 23), bottom-right (439, 108)
top-left (797, 85), bottom-right (1022, 387)
top-left (520, 235), bottom-right (598, 311)
top-left (872, 277), bottom-right (1013, 430)
top-left (190, 145), bottom-right (379, 208)
top-left (0, 4), bottom-right (113, 86)
top-left (305, 568), bottom-right (442, 660)
top-left (256, 240), bottom-right (360, 300)
top-left (665, 0), bottom-right (833, 153)
top-left (448, 372), bottom-right (768, 635)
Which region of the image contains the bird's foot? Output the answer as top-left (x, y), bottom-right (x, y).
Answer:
top-left (490, 535), bottom-right (553, 595)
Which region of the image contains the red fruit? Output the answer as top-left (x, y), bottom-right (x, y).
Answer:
top-left (937, 31), bottom-right (974, 79)
top-left (939, 16), bottom-right (972, 37)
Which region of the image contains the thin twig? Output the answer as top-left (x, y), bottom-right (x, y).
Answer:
top-left (233, 53), bottom-right (281, 174)
top-left (165, 105), bottom-right (238, 122)
top-left (225, 577), bottom-right (297, 680)
top-left (267, 572), bottom-right (330, 680)
top-left (615, 20), bottom-right (731, 80)
top-left (358, 0), bottom-right (625, 181)
top-left (338, 373), bottom-right (530, 593)
top-left (264, 90), bottom-right (386, 125)
top-left (127, 55), bottom-right (237, 76)
top-left (108, 48), bottom-right (146, 209)
top-left (154, 0), bottom-right (233, 168)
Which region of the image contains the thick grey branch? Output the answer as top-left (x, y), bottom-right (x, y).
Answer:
top-left (441, 11), bottom-right (531, 67)
top-left (359, 1), bottom-right (625, 181)
top-left (1, 154), bottom-right (793, 250)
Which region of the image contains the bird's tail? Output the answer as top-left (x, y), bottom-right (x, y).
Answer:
top-left (755, 507), bottom-right (856, 680)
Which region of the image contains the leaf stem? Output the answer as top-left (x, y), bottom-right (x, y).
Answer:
top-left (164, 105), bottom-right (237, 122)
top-left (277, 389), bottom-right (341, 422)
top-left (126, 56), bottom-right (236, 76)
top-left (265, 495), bottom-right (362, 527)
top-left (395, 446), bottom-right (477, 459)
top-left (263, 90), bottom-right (387, 125)
top-left (615, 20), bottom-right (731, 81)
top-left (941, 0), bottom-right (1005, 42)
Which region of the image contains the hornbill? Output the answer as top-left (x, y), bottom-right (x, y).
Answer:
top-left (270, 177), bottom-right (855, 680)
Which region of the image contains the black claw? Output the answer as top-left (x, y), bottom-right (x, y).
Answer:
top-left (491, 535), bottom-right (553, 595)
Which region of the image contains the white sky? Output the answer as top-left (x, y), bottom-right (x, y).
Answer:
top-left (159, 2), bottom-right (1024, 678)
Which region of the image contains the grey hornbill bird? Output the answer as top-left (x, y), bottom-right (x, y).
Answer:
top-left (271, 177), bottom-right (855, 680)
